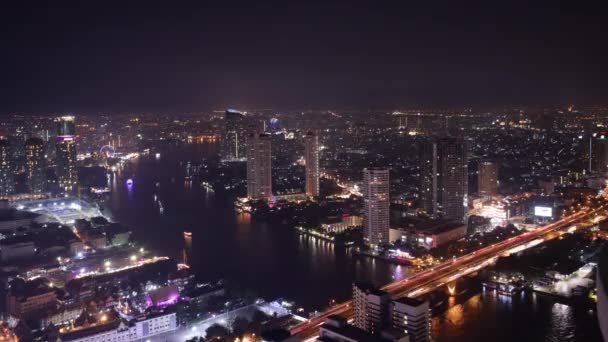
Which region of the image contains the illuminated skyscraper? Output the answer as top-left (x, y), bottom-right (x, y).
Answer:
top-left (419, 140), bottom-right (438, 216)
top-left (439, 137), bottom-right (468, 221)
top-left (56, 136), bottom-right (78, 193)
top-left (363, 168), bottom-right (390, 246)
top-left (419, 137), bottom-right (468, 221)
top-left (304, 131), bottom-right (319, 197)
top-left (221, 109), bottom-right (248, 161)
top-left (246, 133), bottom-right (272, 201)
top-left (55, 116), bottom-right (78, 193)
top-left (478, 161), bottom-right (498, 200)
top-left (25, 137), bottom-right (46, 193)
top-left (0, 139), bottom-right (14, 197)
top-left (590, 132), bottom-right (608, 174)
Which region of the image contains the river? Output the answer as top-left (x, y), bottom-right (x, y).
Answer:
top-left (105, 143), bottom-right (603, 341)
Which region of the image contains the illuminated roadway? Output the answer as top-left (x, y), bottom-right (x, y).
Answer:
top-left (290, 206), bottom-right (603, 340)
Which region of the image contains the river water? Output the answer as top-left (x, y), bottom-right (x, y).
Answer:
top-left (105, 143), bottom-right (603, 342)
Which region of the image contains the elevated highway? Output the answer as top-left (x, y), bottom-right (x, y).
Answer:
top-left (291, 207), bottom-right (601, 340)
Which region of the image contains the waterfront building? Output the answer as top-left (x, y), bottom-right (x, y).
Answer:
top-left (246, 133), bottom-right (273, 201)
top-left (363, 168), bottom-right (390, 246)
top-left (390, 297), bottom-right (430, 342)
top-left (25, 137), bottom-right (46, 194)
top-left (320, 315), bottom-right (409, 342)
top-left (304, 131), bottom-right (320, 197)
top-left (353, 282), bottom-right (390, 334)
top-left (321, 214), bottom-right (363, 234)
top-left (410, 221), bottom-right (467, 250)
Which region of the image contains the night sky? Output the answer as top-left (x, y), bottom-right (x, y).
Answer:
top-left (1, 1), bottom-right (607, 113)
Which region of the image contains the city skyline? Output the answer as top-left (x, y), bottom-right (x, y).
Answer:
top-left (1, 2), bottom-right (608, 342)
top-left (0, 106), bottom-right (606, 341)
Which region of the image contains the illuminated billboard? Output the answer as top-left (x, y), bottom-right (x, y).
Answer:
top-left (534, 206), bottom-right (553, 217)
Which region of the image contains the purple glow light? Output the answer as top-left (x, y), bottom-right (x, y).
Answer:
top-left (56, 135), bottom-right (75, 142)
top-left (145, 293), bottom-right (179, 308)
top-left (126, 178), bottom-right (134, 186)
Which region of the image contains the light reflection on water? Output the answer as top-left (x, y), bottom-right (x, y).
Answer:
top-left (432, 288), bottom-right (600, 342)
top-left (547, 303), bottom-right (575, 342)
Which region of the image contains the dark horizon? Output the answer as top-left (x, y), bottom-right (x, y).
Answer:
top-left (1, 1), bottom-right (608, 113)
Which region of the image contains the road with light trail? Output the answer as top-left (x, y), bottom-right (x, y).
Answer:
top-left (291, 206), bottom-right (602, 339)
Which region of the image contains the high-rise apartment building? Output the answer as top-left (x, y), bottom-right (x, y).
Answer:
top-left (0, 139), bottom-right (14, 197)
top-left (390, 297), bottom-right (430, 342)
top-left (363, 168), bottom-right (390, 246)
top-left (478, 161), bottom-right (498, 200)
top-left (419, 140), bottom-right (438, 216)
top-left (353, 282), bottom-right (390, 334)
top-left (55, 116), bottom-right (78, 193)
top-left (440, 138), bottom-right (469, 221)
top-left (304, 131), bottom-right (320, 197)
top-left (419, 137), bottom-right (468, 222)
top-left (440, 137), bottom-right (468, 220)
top-left (246, 133), bottom-right (272, 201)
top-left (25, 137), bottom-right (46, 193)
top-left (590, 132), bottom-right (608, 174)
top-left (56, 136), bottom-right (78, 193)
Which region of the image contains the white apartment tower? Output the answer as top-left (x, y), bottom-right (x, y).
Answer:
top-left (246, 133), bottom-right (272, 201)
top-left (390, 297), bottom-right (430, 342)
top-left (363, 167), bottom-right (390, 245)
top-left (352, 282), bottom-right (390, 334)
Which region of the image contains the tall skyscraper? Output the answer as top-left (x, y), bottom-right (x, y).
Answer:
top-left (25, 137), bottom-right (46, 194)
top-left (352, 282), bottom-right (390, 334)
top-left (56, 136), bottom-right (78, 193)
top-left (221, 109), bottom-right (248, 161)
top-left (0, 139), bottom-right (14, 197)
top-left (363, 168), bottom-right (390, 246)
top-left (55, 116), bottom-right (78, 193)
top-left (439, 137), bottom-right (468, 221)
top-left (419, 140), bottom-right (438, 216)
top-left (390, 297), bottom-right (430, 342)
top-left (419, 137), bottom-right (468, 221)
top-left (246, 133), bottom-right (272, 201)
top-left (304, 131), bottom-right (320, 198)
top-left (478, 161), bottom-right (498, 200)
top-left (590, 132), bottom-right (608, 174)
